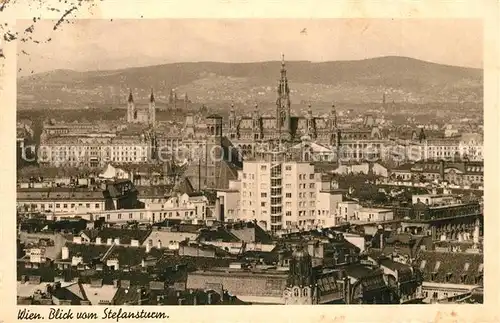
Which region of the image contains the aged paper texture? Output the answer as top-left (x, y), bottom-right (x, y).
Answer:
top-left (0, 1), bottom-right (499, 322)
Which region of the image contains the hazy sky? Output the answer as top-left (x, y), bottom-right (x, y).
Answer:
top-left (17, 19), bottom-right (482, 76)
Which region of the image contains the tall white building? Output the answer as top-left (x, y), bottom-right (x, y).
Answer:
top-left (218, 149), bottom-right (343, 233)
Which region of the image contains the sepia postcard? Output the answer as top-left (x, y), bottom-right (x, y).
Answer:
top-left (0, 1), bottom-right (499, 322)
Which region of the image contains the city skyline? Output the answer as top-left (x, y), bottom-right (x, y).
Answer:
top-left (17, 19), bottom-right (482, 76)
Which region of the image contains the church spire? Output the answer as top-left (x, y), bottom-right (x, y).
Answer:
top-left (150, 88), bottom-right (155, 103)
top-left (128, 89), bottom-right (134, 103)
top-left (276, 53), bottom-right (291, 133)
top-left (280, 53), bottom-right (287, 78)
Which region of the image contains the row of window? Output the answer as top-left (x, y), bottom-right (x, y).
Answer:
top-left (20, 202), bottom-right (101, 210)
top-left (298, 174), bottom-right (315, 180)
top-left (105, 209), bottom-right (199, 221)
top-left (297, 192), bottom-right (316, 198)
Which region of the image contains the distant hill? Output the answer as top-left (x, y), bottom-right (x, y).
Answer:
top-left (17, 56), bottom-right (483, 109)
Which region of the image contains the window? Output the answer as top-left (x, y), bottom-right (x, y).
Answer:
top-left (260, 165), bottom-right (267, 171)
top-left (286, 211), bottom-right (292, 216)
top-left (261, 193), bottom-right (267, 198)
top-left (70, 203), bottom-right (75, 208)
top-left (63, 204), bottom-right (68, 208)
top-left (286, 193), bottom-right (292, 198)
top-left (117, 214), bottom-right (122, 219)
top-left (106, 214), bottom-right (110, 220)
top-left (309, 174), bottom-right (314, 180)
top-left (95, 203), bottom-right (100, 209)
top-left (285, 165), bottom-right (292, 171)
top-left (129, 213), bottom-right (133, 219)
top-left (56, 203), bottom-right (61, 208)
top-left (309, 183), bottom-right (315, 189)
top-left (261, 202), bottom-right (266, 207)
top-left (86, 203), bottom-right (91, 208)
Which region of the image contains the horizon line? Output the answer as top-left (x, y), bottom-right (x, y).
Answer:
top-left (19, 55), bottom-right (483, 78)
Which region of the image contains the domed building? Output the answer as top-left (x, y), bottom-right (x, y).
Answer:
top-left (283, 245), bottom-right (316, 304)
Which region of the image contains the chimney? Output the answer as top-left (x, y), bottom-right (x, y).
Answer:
top-left (215, 197), bottom-right (221, 221)
top-left (114, 238), bottom-right (120, 245)
top-left (219, 196), bottom-right (225, 222)
top-left (107, 238), bottom-right (113, 245)
top-left (95, 237), bottom-right (102, 245)
top-left (379, 229), bottom-right (384, 249)
top-left (157, 239), bottom-right (162, 249)
top-left (146, 240), bottom-right (152, 253)
top-left (61, 246), bottom-right (69, 260)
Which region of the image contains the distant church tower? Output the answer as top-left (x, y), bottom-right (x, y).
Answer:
top-left (276, 53), bottom-right (291, 140)
top-left (127, 89), bottom-right (136, 123)
top-left (283, 245), bottom-right (317, 305)
top-left (149, 88), bottom-right (156, 126)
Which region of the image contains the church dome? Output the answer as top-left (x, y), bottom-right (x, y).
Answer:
top-left (292, 246), bottom-right (310, 259)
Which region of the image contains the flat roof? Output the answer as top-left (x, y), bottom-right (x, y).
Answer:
top-left (190, 268), bottom-right (288, 278)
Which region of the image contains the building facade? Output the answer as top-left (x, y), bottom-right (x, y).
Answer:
top-left (217, 150), bottom-right (343, 233)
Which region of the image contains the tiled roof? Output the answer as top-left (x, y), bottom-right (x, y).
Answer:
top-left (110, 163), bottom-right (166, 174)
top-left (186, 269), bottom-right (288, 298)
top-left (88, 228), bottom-right (152, 245)
top-left (52, 282), bottom-right (88, 305)
top-left (343, 263), bottom-right (384, 281)
top-left (238, 251), bottom-right (279, 264)
top-left (20, 219), bottom-right (89, 234)
top-left (17, 166), bottom-right (104, 179)
top-left (64, 242), bottom-right (110, 263)
top-left (17, 187), bottom-right (106, 201)
top-left (378, 257), bottom-right (413, 272)
top-left (112, 286), bottom-right (142, 305)
top-left (105, 180), bottom-right (137, 198)
top-left (136, 185), bottom-right (173, 198)
top-left (17, 264), bottom-right (56, 283)
top-left (417, 251), bottom-right (483, 285)
top-left (106, 246), bottom-right (164, 267)
top-left (197, 227), bottom-right (240, 243)
top-left (228, 221), bottom-right (274, 244)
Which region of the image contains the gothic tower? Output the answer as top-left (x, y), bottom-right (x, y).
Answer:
top-left (306, 105), bottom-right (315, 139)
top-left (252, 103), bottom-right (261, 140)
top-left (330, 104), bottom-right (337, 129)
top-left (283, 245), bottom-right (317, 305)
top-left (149, 88), bottom-right (156, 126)
top-left (329, 104), bottom-right (338, 146)
top-left (276, 54), bottom-right (291, 140)
top-left (204, 114), bottom-right (224, 189)
top-left (127, 89), bottom-right (136, 123)
top-left (184, 93), bottom-right (189, 110)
